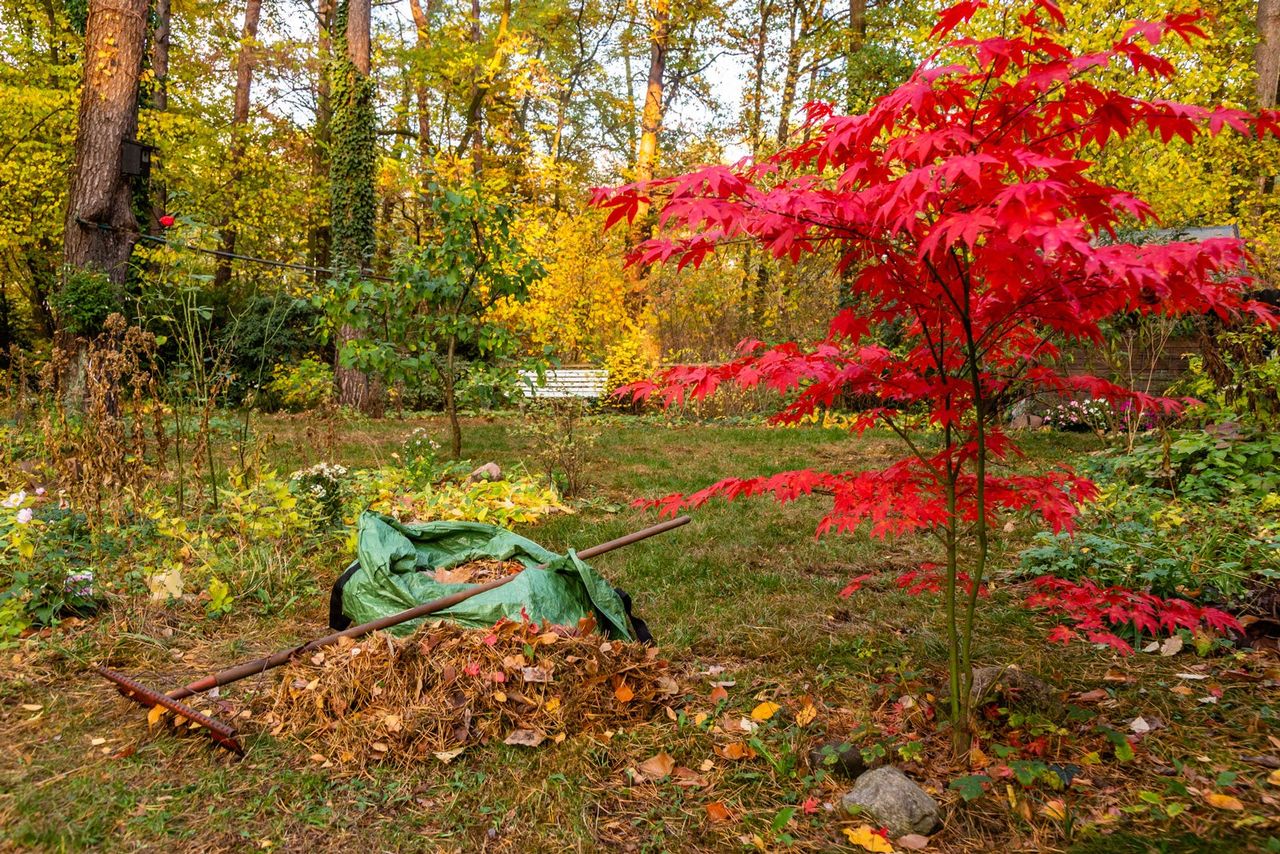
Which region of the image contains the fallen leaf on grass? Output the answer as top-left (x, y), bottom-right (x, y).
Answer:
top-left (795, 702), bottom-right (818, 727)
top-left (709, 685), bottom-right (729, 703)
top-left (1203, 792), bottom-right (1244, 811)
top-left (614, 681), bottom-right (634, 703)
top-left (20, 703), bottom-right (42, 712)
top-left (433, 748), bottom-right (466, 763)
top-left (672, 766), bottom-right (708, 788)
top-left (750, 701), bottom-right (781, 721)
top-left (1176, 672), bottom-right (1210, 681)
top-left (1103, 668), bottom-right (1131, 683)
top-left (1075, 688), bottom-right (1109, 702)
top-left (704, 802), bottom-right (732, 822)
top-left (504, 729), bottom-right (546, 748)
top-left (844, 825), bottom-right (893, 852)
top-left (639, 751), bottom-right (676, 779)
top-left (1268, 769), bottom-right (1280, 786)
top-left (897, 833), bottom-right (930, 850)
top-left (717, 741), bottom-right (757, 761)
top-left (146, 705), bottom-right (166, 727)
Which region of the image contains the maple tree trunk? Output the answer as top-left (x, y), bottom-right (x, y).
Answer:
top-left (214, 0), bottom-right (262, 290)
top-left (625, 0), bottom-right (669, 318)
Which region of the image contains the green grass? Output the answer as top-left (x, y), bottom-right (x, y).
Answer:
top-left (2, 415), bottom-right (1276, 852)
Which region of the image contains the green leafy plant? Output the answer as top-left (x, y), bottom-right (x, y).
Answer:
top-left (325, 181), bottom-right (544, 457)
top-left (268, 357), bottom-right (335, 413)
top-left (50, 268), bottom-right (119, 337)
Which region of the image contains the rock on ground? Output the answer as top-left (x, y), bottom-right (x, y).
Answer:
top-left (808, 739), bottom-right (868, 779)
top-left (467, 462), bottom-right (502, 482)
top-left (841, 766), bottom-right (941, 838)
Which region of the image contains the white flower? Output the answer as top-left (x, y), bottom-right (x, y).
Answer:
top-left (3, 491), bottom-right (26, 509)
top-left (35, 487), bottom-right (45, 496)
top-left (16, 508), bottom-right (32, 524)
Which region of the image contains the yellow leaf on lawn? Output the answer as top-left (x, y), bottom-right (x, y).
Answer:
top-left (750, 701), bottom-right (781, 721)
top-left (1268, 768), bottom-right (1280, 787)
top-left (147, 704), bottom-right (166, 728)
top-left (795, 703), bottom-right (818, 727)
top-left (843, 825), bottom-right (894, 852)
top-left (1203, 792), bottom-right (1244, 811)
top-left (545, 697), bottom-right (561, 713)
top-left (709, 685), bottom-right (729, 703)
top-left (614, 681), bottom-right (634, 703)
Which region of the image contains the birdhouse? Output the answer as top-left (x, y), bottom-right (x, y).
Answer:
top-left (120, 139), bottom-right (156, 179)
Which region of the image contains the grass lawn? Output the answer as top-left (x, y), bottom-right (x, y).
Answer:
top-left (1, 415), bottom-right (1276, 852)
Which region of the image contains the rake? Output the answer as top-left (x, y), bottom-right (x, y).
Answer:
top-left (94, 514), bottom-right (690, 754)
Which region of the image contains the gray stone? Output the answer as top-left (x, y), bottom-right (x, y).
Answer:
top-left (467, 462), bottom-right (502, 483)
top-left (970, 665), bottom-right (1062, 718)
top-left (808, 739), bottom-right (868, 779)
top-left (841, 766), bottom-right (941, 837)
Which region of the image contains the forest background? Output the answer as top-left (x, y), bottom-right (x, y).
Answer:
top-left (4, 0), bottom-right (1280, 414)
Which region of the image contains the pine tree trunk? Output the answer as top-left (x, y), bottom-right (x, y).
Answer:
top-left (213, 0), bottom-right (262, 290)
top-left (63, 0), bottom-right (149, 287)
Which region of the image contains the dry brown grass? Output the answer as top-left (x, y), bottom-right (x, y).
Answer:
top-left (260, 618), bottom-right (679, 768)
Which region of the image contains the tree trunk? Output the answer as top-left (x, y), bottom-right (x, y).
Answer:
top-left (746, 0), bottom-right (771, 156)
top-left (148, 0), bottom-right (170, 231)
top-left (213, 0), bottom-right (262, 290)
top-left (331, 0), bottom-right (380, 414)
top-left (845, 0), bottom-right (866, 113)
top-left (444, 333), bottom-right (461, 458)
top-left (310, 0), bottom-right (335, 283)
top-left (624, 0), bottom-right (669, 317)
top-left (776, 0), bottom-right (806, 145)
top-left (62, 0), bottom-right (149, 288)
top-left (1257, 0), bottom-right (1280, 194)
top-left (407, 0), bottom-right (434, 166)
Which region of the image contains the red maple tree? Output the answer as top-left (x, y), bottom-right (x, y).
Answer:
top-left (593, 0), bottom-right (1273, 752)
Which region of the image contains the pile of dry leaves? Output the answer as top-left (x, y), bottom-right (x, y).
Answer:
top-left (259, 616), bottom-right (679, 767)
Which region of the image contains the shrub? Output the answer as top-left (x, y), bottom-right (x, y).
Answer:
top-left (289, 462), bottom-right (350, 524)
top-left (50, 269), bottom-right (119, 337)
top-left (518, 399), bottom-right (598, 497)
top-left (268, 358), bottom-right (334, 412)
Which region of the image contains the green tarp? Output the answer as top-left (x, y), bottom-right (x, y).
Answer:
top-left (340, 511), bottom-right (634, 640)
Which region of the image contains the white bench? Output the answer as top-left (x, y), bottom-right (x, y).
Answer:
top-left (519, 368), bottom-right (609, 399)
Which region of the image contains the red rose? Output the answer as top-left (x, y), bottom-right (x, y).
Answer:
top-left (159, 215), bottom-right (176, 228)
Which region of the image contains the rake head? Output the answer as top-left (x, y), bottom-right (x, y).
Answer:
top-left (93, 664), bottom-right (243, 755)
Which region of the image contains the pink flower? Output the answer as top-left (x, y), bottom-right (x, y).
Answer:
top-left (15, 508), bottom-right (32, 524)
top-left (159, 215), bottom-right (176, 228)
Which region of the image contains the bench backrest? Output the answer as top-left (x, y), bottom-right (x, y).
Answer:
top-left (519, 368), bottom-right (610, 399)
